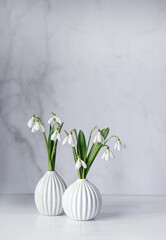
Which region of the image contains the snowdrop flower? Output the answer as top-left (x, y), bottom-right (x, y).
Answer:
top-left (101, 148), bottom-right (115, 161)
top-left (51, 128), bottom-right (61, 142)
top-left (114, 140), bottom-right (126, 151)
top-left (93, 129), bottom-right (104, 144)
top-left (27, 115), bottom-right (35, 128)
top-left (31, 120), bottom-right (45, 133)
top-left (75, 156), bottom-right (87, 171)
top-left (48, 115), bottom-right (62, 125)
top-left (62, 132), bottom-right (75, 147)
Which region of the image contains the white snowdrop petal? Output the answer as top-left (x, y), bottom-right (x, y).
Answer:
top-left (48, 117), bottom-right (54, 124)
top-left (93, 135), bottom-right (98, 143)
top-left (27, 119), bottom-right (32, 128)
top-left (51, 132), bottom-right (57, 141)
top-left (110, 151), bottom-right (115, 159)
top-left (71, 137), bottom-right (75, 146)
top-left (31, 124), bottom-right (37, 133)
top-left (75, 160), bottom-right (81, 171)
top-left (55, 117), bottom-right (62, 124)
top-left (101, 135), bottom-right (104, 143)
top-left (97, 132), bottom-right (102, 142)
top-left (105, 151), bottom-right (110, 161)
top-left (117, 141), bottom-right (122, 151)
top-left (68, 134), bottom-right (75, 146)
top-left (97, 132), bottom-right (104, 143)
top-left (62, 136), bottom-right (68, 145)
top-left (105, 155), bottom-right (110, 161)
top-left (27, 117), bottom-right (35, 128)
top-left (57, 133), bottom-right (61, 142)
top-left (117, 142), bottom-right (120, 151)
top-left (106, 149), bottom-right (110, 155)
top-left (40, 124), bottom-right (45, 132)
top-left (68, 135), bottom-right (72, 145)
top-left (35, 122), bottom-right (40, 131)
top-left (101, 152), bottom-right (106, 159)
top-left (81, 160), bottom-right (87, 169)
top-left (114, 142), bottom-right (118, 150)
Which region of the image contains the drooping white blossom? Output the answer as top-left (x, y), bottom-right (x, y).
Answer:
top-left (39, 124), bottom-right (45, 133)
top-left (75, 157), bottom-right (87, 171)
top-left (27, 116), bottom-right (35, 128)
top-left (51, 129), bottom-right (61, 142)
top-left (114, 140), bottom-right (126, 151)
top-left (48, 115), bottom-right (62, 125)
top-left (62, 132), bottom-right (75, 147)
top-left (31, 120), bottom-right (45, 133)
top-left (93, 130), bottom-right (104, 144)
top-left (101, 148), bottom-right (115, 161)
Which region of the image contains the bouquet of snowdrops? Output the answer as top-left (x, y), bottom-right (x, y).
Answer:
top-left (27, 112), bottom-right (63, 171)
top-left (62, 127), bottom-right (126, 179)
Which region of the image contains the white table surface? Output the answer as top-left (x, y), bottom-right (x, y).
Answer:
top-left (0, 195), bottom-right (166, 240)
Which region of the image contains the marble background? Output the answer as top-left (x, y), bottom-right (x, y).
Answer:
top-left (0, 0), bottom-right (166, 194)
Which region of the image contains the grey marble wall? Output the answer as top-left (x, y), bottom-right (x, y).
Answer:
top-left (0, 0), bottom-right (166, 194)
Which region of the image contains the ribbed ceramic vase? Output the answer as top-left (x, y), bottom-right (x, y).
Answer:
top-left (34, 171), bottom-right (67, 216)
top-left (62, 179), bottom-right (102, 221)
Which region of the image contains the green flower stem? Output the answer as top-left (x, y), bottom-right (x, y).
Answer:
top-left (82, 126), bottom-right (97, 179)
top-left (104, 135), bottom-right (119, 144)
top-left (82, 168), bottom-right (85, 179)
top-left (51, 140), bottom-right (57, 161)
top-left (85, 126), bottom-right (97, 157)
top-left (50, 140), bottom-right (58, 170)
top-left (50, 139), bottom-right (57, 170)
top-left (43, 132), bottom-right (53, 171)
top-left (102, 144), bottom-right (110, 148)
top-left (48, 158), bottom-right (54, 171)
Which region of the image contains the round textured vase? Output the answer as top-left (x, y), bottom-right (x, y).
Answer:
top-left (62, 179), bottom-right (102, 221)
top-left (34, 171), bottom-right (67, 216)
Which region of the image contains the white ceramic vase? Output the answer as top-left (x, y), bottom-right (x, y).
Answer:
top-left (34, 171), bottom-right (67, 216)
top-left (62, 179), bottom-right (102, 221)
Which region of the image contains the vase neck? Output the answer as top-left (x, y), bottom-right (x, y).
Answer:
top-left (46, 170), bottom-right (56, 174)
top-left (77, 178), bottom-right (87, 181)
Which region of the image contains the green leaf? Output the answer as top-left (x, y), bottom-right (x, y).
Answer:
top-left (84, 127), bottom-right (109, 178)
top-left (77, 130), bottom-right (86, 179)
top-left (101, 127), bottom-right (110, 140)
top-left (77, 130), bottom-right (86, 160)
top-left (59, 122), bottom-right (64, 133)
top-left (48, 125), bottom-right (54, 159)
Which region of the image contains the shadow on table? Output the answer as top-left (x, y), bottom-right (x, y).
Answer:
top-left (97, 200), bottom-right (146, 221)
top-left (97, 211), bottom-right (125, 220)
